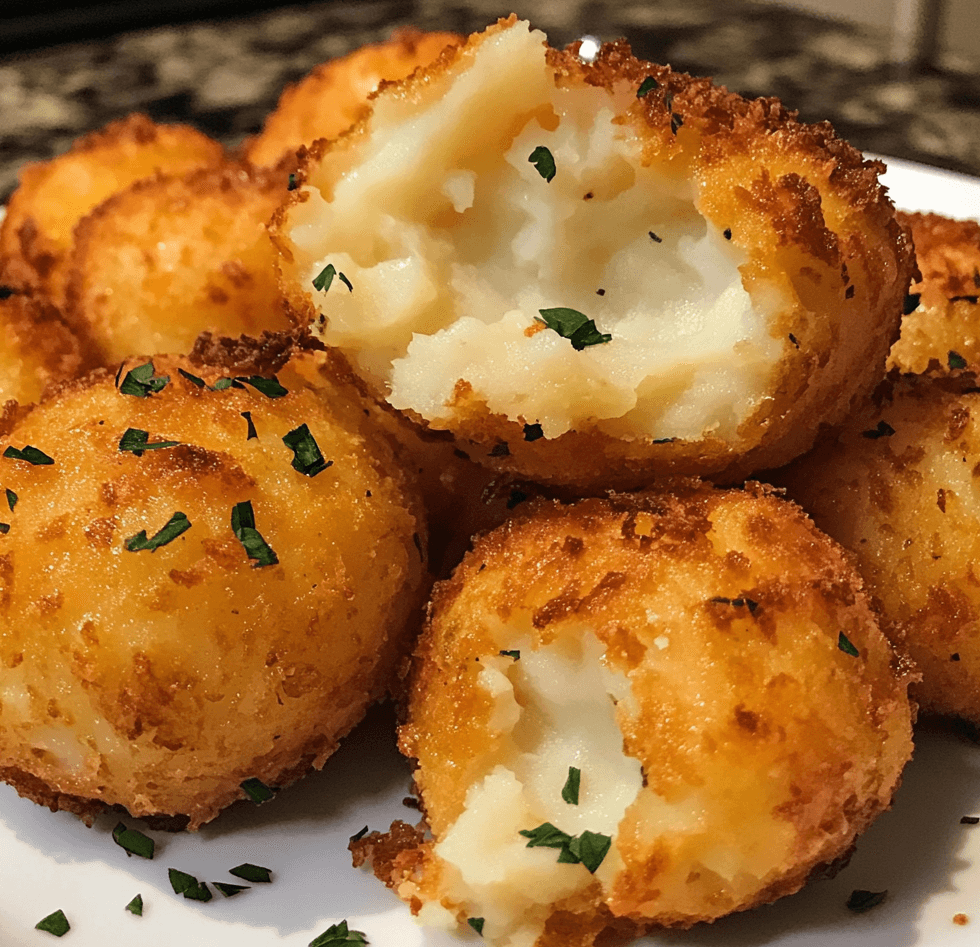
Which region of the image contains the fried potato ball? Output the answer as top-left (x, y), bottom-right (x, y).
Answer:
top-left (0, 293), bottom-right (92, 404)
top-left (359, 484), bottom-right (913, 945)
top-left (0, 114), bottom-right (224, 306)
top-left (775, 375), bottom-right (980, 726)
top-left (887, 211), bottom-right (980, 377)
top-left (244, 28), bottom-right (462, 169)
top-left (274, 17), bottom-right (914, 490)
top-left (0, 346), bottom-right (426, 828)
top-left (64, 162), bottom-right (292, 365)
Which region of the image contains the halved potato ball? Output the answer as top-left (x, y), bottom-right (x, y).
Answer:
top-left (244, 27), bottom-right (462, 169)
top-left (64, 162), bottom-right (292, 365)
top-left (0, 114), bottom-right (224, 306)
top-left (361, 484), bottom-right (913, 945)
top-left (0, 346), bottom-right (425, 828)
top-left (776, 375), bottom-right (980, 726)
top-left (274, 17), bottom-right (913, 489)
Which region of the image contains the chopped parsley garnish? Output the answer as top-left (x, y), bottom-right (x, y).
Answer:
top-left (229, 863), bottom-right (272, 883)
top-left (178, 368), bottom-right (206, 388)
top-left (562, 766), bottom-right (581, 805)
top-left (112, 822), bottom-right (155, 859)
top-left (0, 523), bottom-right (10, 535)
top-left (520, 822), bottom-right (611, 873)
top-left (846, 889), bottom-right (887, 912)
top-left (349, 825), bottom-right (370, 843)
top-left (903, 293), bottom-right (921, 315)
top-left (499, 649), bottom-right (520, 660)
top-left (468, 917), bottom-right (486, 935)
top-left (168, 868), bottom-right (212, 902)
top-left (118, 428), bottom-right (180, 455)
top-left (861, 420), bottom-right (895, 439)
top-left (506, 489), bottom-right (528, 509)
top-left (789, 333), bottom-right (799, 348)
top-left (838, 631), bottom-right (860, 657)
top-left (537, 308), bottom-right (611, 350)
top-left (242, 411), bottom-right (258, 440)
top-left (125, 511), bottom-right (191, 552)
top-left (231, 501), bottom-right (279, 567)
top-left (213, 882), bottom-right (249, 897)
top-left (119, 361), bottom-right (170, 397)
top-left (648, 231), bottom-right (662, 243)
top-left (952, 652), bottom-right (962, 661)
top-left (241, 777), bottom-right (276, 804)
top-left (520, 822), bottom-right (572, 849)
top-left (35, 910), bottom-right (70, 936)
top-left (288, 173), bottom-right (299, 191)
top-left (528, 146), bottom-right (556, 183)
top-left (636, 75), bottom-right (658, 97)
top-left (125, 894), bottom-right (144, 916)
top-left (960, 815), bottom-right (979, 824)
top-left (523, 422), bottom-right (544, 442)
top-left (5, 488), bottom-right (16, 511)
top-left (949, 351), bottom-right (968, 370)
top-left (723, 228), bottom-right (732, 240)
top-left (312, 263), bottom-right (353, 294)
top-left (283, 423), bottom-right (332, 476)
top-left (308, 919), bottom-right (368, 945)
top-left (212, 377), bottom-right (238, 390)
top-left (237, 375), bottom-right (288, 398)
top-left (3, 444), bottom-right (53, 465)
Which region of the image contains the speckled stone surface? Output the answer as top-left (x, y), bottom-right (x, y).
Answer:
top-left (2, 0), bottom-right (979, 201)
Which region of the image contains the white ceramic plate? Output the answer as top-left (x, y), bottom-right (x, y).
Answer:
top-left (2, 157), bottom-right (980, 947)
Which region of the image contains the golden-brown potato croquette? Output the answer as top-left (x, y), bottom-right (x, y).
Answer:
top-left (0, 345), bottom-right (426, 828)
top-left (359, 483), bottom-right (913, 945)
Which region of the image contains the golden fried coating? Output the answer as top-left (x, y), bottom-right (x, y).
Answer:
top-left (244, 28), bottom-right (462, 169)
top-left (274, 17), bottom-right (913, 490)
top-left (366, 484), bottom-right (913, 944)
top-left (0, 346), bottom-right (425, 828)
top-left (0, 293), bottom-right (92, 404)
top-left (64, 162), bottom-right (292, 365)
top-left (0, 114), bottom-right (224, 306)
top-left (888, 211), bottom-right (980, 377)
top-left (776, 375), bottom-right (980, 726)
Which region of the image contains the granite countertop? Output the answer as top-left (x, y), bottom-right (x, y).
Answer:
top-left (2, 0), bottom-right (980, 203)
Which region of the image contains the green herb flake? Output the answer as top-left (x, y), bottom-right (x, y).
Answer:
top-left (237, 375), bottom-right (288, 398)
top-left (283, 423), bottom-right (332, 476)
top-left (229, 863), bottom-right (272, 883)
top-left (0, 523), bottom-right (9, 535)
top-left (313, 264), bottom-right (353, 294)
top-left (3, 444), bottom-right (54, 465)
top-left (562, 766), bottom-right (581, 805)
top-left (838, 631), bottom-right (860, 658)
top-left (287, 173), bottom-right (299, 191)
top-left (125, 894), bottom-right (144, 916)
top-left (949, 350), bottom-right (968, 370)
top-left (499, 649), bottom-right (520, 660)
top-left (846, 889), bottom-right (887, 913)
top-left (308, 919), bottom-right (369, 946)
top-left (178, 368), bottom-right (206, 388)
top-left (861, 420), bottom-right (895, 440)
top-left (118, 428), bottom-right (179, 455)
top-left (523, 422), bottom-right (544, 442)
top-left (212, 377), bottom-right (237, 391)
top-left (5, 488), bottom-right (17, 511)
top-left (231, 501), bottom-right (279, 567)
top-left (35, 910), bottom-right (70, 937)
top-left (349, 825), bottom-right (370, 843)
top-left (125, 511), bottom-right (191, 553)
top-left (213, 882), bottom-right (249, 897)
top-left (519, 822), bottom-right (573, 849)
top-left (903, 293), bottom-right (921, 315)
top-left (468, 917), bottom-right (485, 935)
top-left (169, 868), bottom-right (212, 902)
top-left (960, 815), bottom-right (979, 824)
top-left (537, 308), bottom-right (612, 350)
top-left (637, 75), bottom-right (658, 97)
top-left (112, 821), bottom-right (155, 859)
top-left (528, 146), bottom-right (556, 183)
top-left (571, 830), bottom-right (612, 873)
top-left (242, 411), bottom-right (258, 440)
top-left (119, 361), bottom-right (170, 397)
top-left (241, 777), bottom-right (276, 804)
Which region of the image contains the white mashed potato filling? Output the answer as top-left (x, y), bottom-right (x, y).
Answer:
top-left (412, 631), bottom-right (643, 947)
top-left (288, 21), bottom-right (781, 441)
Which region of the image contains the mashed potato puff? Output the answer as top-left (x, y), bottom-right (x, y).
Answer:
top-left (887, 211), bottom-right (980, 377)
top-left (64, 162), bottom-right (292, 365)
top-left (365, 484), bottom-right (913, 945)
top-left (0, 114), bottom-right (224, 306)
top-left (274, 17), bottom-right (913, 490)
top-left (244, 28), bottom-right (462, 169)
top-left (0, 293), bottom-right (93, 404)
top-left (0, 348), bottom-right (426, 828)
top-left (775, 375), bottom-right (980, 726)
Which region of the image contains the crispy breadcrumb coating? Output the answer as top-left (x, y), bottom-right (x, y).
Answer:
top-left (361, 484), bottom-right (913, 945)
top-left (0, 345), bottom-right (425, 828)
top-left (274, 17), bottom-right (913, 489)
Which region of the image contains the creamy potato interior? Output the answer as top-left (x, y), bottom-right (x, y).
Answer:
top-left (288, 21), bottom-right (780, 441)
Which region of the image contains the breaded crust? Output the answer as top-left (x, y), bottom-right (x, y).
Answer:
top-left (64, 161), bottom-right (292, 365)
top-left (0, 114), bottom-right (224, 306)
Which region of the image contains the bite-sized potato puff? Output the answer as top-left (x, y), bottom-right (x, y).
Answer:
top-left (0, 114), bottom-right (224, 306)
top-left (244, 28), bottom-right (461, 169)
top-left (64, 162), bottom-right (292, 365)
top-left (359, 484), bottom-right (913, 945)
top-left (274, 17), bottom-right (914, 490)
top-left (0, 346), bottom-right (426, 829)
top-left (0, 293), bottom-right (92, 403)
top-left (887, 211), bottom-right (980, 377)
top-left (775, 375), bottom-right (980, 726)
